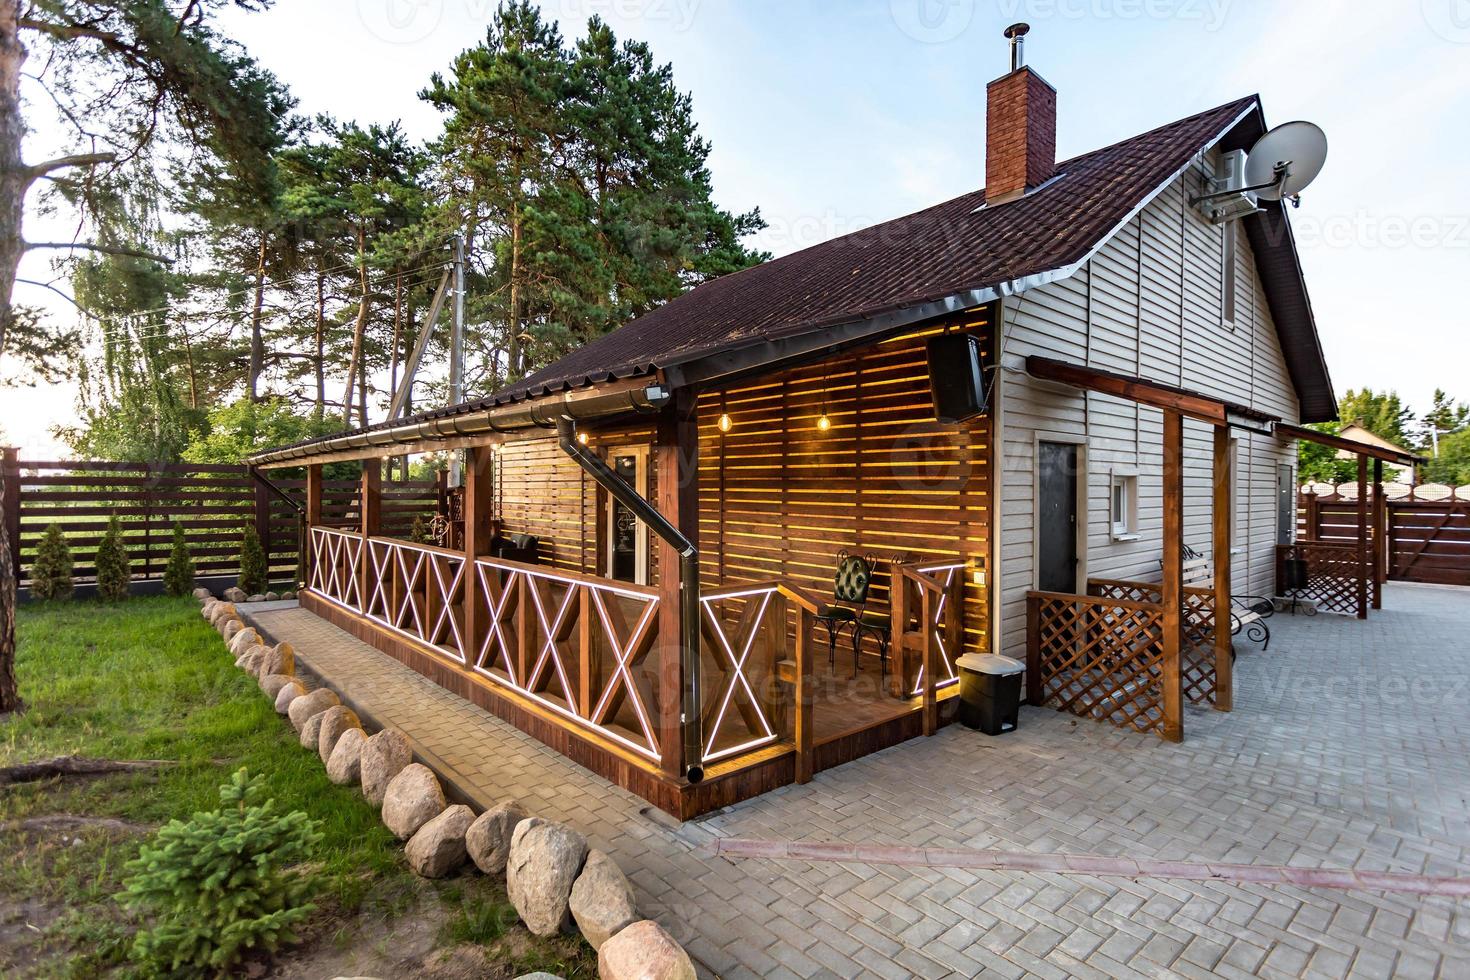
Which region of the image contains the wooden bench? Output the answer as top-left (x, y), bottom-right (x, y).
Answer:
top-left (1177, 555), bottom-right (1271, 651)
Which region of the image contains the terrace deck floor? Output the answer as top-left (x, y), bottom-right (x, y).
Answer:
top-left (242, 583), bottom-right (1470, 979)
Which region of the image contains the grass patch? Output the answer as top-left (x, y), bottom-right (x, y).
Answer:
top-left (0, 597), bottom-right (595, 978)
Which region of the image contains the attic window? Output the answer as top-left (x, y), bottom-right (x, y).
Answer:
top-left (1222, 220), bottom-right (1238, 328)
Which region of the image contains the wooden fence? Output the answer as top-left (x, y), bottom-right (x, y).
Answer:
top-left (1, 450), bottom-right (441, 599)
top-left (1298, 483), bottom-right (1470, 588)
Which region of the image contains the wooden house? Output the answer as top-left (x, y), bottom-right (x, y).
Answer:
top-left (251, 42), bottom-right (1414, 818)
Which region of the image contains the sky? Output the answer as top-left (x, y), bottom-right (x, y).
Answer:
top-left (3, 0), bottom-right (1468, 456)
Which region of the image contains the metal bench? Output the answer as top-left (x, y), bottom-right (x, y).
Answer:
top-left (1172, 549), bottom-right (1272, 651)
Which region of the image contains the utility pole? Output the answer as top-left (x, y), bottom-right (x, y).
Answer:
top-left (449, 233), bottom-right (465, 487)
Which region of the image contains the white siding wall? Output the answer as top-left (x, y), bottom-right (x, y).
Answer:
top-left (996, 152), bottom-right (1301, 662)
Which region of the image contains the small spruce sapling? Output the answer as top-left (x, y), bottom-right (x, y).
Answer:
top-left (30, 523), bottom-right (74, 601)
top-left (94, 515), bottom-right (132, 602)
top-left (120, 768), bottom-right (323, 975)
top-left (163, 521), bottom-right (195, 597)
top-left (238, 523), bottom-right (267, 596)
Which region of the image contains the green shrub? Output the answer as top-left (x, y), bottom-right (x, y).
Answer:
top-left (238, 523), bottom-right (266, 596)
top-left (94, 515), bottom-right (132, 602)
top-left (120, 768), bottom-right (322, 976)
top-left (163, 521), bottom-right (195, 597)
top-left (30, 523), bottom-right (74, 601)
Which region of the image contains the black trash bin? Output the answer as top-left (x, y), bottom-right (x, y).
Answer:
top-left (956, 654), bottom-right (1024, 735)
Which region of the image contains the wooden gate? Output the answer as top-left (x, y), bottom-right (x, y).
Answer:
top-left (1299, 484), bottom-right (1470, 588)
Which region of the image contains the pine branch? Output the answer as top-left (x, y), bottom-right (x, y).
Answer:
top-left (24, 241), bottom-right (176, 265)
top-left (24, 152), bottom-right (118, 180)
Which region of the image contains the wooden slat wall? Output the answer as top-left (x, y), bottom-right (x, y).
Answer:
top-left (12, 459), bottom-right (436, 590)
top-left (696, 313), bottom-right (993, 656)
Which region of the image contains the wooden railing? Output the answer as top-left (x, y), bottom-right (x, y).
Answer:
top-left (308, 527), bottom-right (960, 777)
top-left (892, 561), bottom-right (967, 735)
top-left (1026, 590), bottom-right (1173, 738)
top-left (471, 555), bottom-right (665, 761)
top-left (1088, 578), bottom-right (1219, 707)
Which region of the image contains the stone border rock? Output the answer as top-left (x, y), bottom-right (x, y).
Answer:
top-left (197, 590), bottom-right (695, 977)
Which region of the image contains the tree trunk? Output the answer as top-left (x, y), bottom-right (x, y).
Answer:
top-left (0, 2), bottom-right (26, 362)
top-left (388, 271), bottom-right (402, 401)
top-left (340, 228), bottom-right (369, 427)
top-left (0, 4), bottom-right (25, 715)
top-left (247, 236), bottom-right (267, 401)
top-left (508, 204), bottom-right (522, 378)
top-left (313, 270), bottom-right (325, 414)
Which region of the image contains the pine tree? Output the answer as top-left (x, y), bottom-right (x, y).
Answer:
top-left (29, 524), bottom-right (74, 602)
top-left (94, 515), bottom-right (132, 602)
top-left (120, 768), bottom-right (322, 975)
top-left (239, 523), bottom-right (267, 596)
top-left (410, 514), bottom-right (429, 545)
top-left (163, 522), bottom-right (195, 597)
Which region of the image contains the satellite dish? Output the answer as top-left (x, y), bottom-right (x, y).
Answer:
top-left (1245, 121), bottom-right (1327, 202)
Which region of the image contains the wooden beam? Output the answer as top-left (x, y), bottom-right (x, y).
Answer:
top-left (2, 448), bottom-right (20, 584)
top-left (1357, 454), bottom-right (1369, 620)
top-left (1160, 410), bottom-right (1184, 743)
top-left (1026, 355), bottom-right (1241, 426)
top-left (1276, 421), bottom-right (1424, 467)
top-left (1212, 425), bottom-right (1233, 713)
top-left (1372, 458), bottom-right (1385, 610)
top-left (655, 389), bottom-right (699, 778)
top-left (462, 446), bottom-right (495, 671)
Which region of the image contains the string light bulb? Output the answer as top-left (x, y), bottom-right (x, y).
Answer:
top-left (817, 413), bottom-right (832, 432)
top-left (717, 413), bottom-right (733, 433)
top-left (577, 431), bottom-right (589, 445)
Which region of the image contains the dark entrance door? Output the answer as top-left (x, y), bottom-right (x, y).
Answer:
top-left (1037, 442), bottom-right (1078, 593)
top-left (1277, 464), bottom-right (1295, 545)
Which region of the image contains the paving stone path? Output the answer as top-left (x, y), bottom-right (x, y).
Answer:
top-left (243, 582), bottom-right (1470, 979)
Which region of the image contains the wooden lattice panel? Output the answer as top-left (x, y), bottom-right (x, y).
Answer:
top-left (1289, 542), bottom-right (1363, 615)
top-left (1028, 593), bottom-right (1166, 736)
top-left (1090, 579), bottom-right (1218, 707)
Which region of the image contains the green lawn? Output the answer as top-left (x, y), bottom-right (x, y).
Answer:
top-left (1, 596), bottom-right (594, 978)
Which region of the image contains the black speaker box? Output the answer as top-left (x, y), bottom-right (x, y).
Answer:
top-left (927, 333), bottom-right (988, 423)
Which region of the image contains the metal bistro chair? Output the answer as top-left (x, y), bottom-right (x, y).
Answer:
top-left (814, 550), bottom-right (892, 679)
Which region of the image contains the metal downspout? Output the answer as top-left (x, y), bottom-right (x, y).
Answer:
top-left (554, 417), bottom-right (704, 784)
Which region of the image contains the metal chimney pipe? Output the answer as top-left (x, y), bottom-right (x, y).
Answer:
top-left (1004, 22), bottom-right (1030, 71)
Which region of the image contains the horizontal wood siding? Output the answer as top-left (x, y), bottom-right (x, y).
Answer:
top-left (999, 154), bottom-right (1303, 663)
top-left (697, 313), bottom-right (994, 657)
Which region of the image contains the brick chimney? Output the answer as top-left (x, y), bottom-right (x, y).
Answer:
top-left (985, 23), bottom-right (1056, 205)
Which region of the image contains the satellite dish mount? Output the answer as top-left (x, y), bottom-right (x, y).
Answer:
top-left (1191, 120), bottom-right (1327, 220)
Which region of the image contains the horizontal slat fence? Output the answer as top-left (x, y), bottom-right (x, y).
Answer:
top-left (2, 451), bottom-right (440, 598)
top-left (1298, 484), bottom-right (1470, 588)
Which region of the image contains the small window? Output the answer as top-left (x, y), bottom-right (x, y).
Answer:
top-left (1222, 220), bottom-right (1238, 327)
top-left (1110, 471), bottom-right (1138, 540)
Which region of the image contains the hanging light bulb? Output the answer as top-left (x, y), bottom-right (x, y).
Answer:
top-left (717, 413), bottom-right (733, 433)
top-left (577, 431), bottom-right (589, 445)
top-left (817, 413), bottom-right (832, 432)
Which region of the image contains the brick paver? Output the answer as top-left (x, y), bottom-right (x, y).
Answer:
top-left (243, 583), bottom-right (1470, 978)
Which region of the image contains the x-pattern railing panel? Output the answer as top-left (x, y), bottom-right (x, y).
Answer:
top-left (353, 537), bottom-right (466, 664)
top-left (309, 526), bottom-right (363, 612)
top-left (700, 587), bottom-right (780, 763)
top-left (909, 563), bottom-right (966, 696)
top-left (471, 557), bottom-right (662, 761)
top-left (1030, 593), bottom-right (1167, 736)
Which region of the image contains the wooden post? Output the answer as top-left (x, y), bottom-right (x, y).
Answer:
top-left (1025, 595), bottom-right (1041, 706)
top-left (462, 446), bottom-right (495, 669)
top-left (1356, 454), bottom-right (1368, 619)
top-left (254, 475), bottom-right (273, 591)
top-left (1160, 410), bottom-right (1184, 743)
top-left (1211, 425), bottom-right (1233, 712)
top-left (792, 603), bottom-right (813, 784)
top-left (655, 390), bottom-right (699, 778)
top-left (921, 586), bottom-right (937, 736)
top-left (1371, 458), bottom-right (1384, 610)
top-left (2, 448), bottom-right (20, 585)
top-left (359, 460), bottom-right (381, 614)
top-left (305, 464), bottom-right (323, 590)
